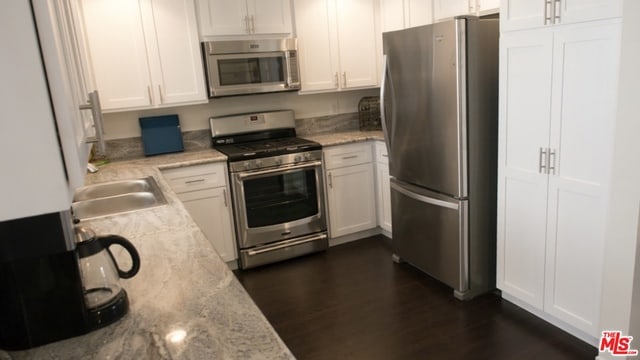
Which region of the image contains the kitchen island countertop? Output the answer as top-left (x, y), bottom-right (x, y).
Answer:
top-left (0, 130), bottom-right (382, 359)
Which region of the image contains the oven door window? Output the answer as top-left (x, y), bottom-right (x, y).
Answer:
top-left (217, 54), bottom-right (284, 86)
top-left (243, 168), bottom-right (318, 228)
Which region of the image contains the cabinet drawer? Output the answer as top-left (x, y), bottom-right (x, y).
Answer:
top-left (375, 141), bottom-right (389, 165)
top-left (162, 162), bottom-right (227, 193)
top-left (324, 142), bottom-right (372, 169)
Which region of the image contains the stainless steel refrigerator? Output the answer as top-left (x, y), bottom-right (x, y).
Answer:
top-left (381, 16), bottom-right (498, 300)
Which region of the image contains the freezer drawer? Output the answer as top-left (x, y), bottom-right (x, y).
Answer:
top-left (391, 179), bottom-right (468, 295)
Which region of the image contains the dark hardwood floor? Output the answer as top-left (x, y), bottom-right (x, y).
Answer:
top-left (235, 235), bottom-right (597, 360)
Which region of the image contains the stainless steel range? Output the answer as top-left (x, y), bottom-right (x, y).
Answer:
top-left (210, 110), bottom-right (328, 269)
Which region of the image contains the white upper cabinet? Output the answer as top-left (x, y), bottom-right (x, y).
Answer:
top-left (381, 0), bottom-right (433, 32)
top-left (434, 0), bottom-right (471, 21)
top-left (433, 0), bottom-right (499, 22)
top-left (501, 0), bottom-right (623, 32)
top-left (2, 2), bottom-right (72, 220)
top-left (78, 0), bottom-right (206, 112)
top-left (196, 0), bottom-right (292, 37)
top-left (294, 0), bottom-right (378, 93)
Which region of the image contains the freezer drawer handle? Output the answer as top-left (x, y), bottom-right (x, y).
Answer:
top-left (390, 182), bottom-right (459, 210)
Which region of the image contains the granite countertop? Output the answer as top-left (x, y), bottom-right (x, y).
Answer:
top-left (303, 130), bottom-right (384, 147)
top-left (0, 130), bottom-right (382, 359)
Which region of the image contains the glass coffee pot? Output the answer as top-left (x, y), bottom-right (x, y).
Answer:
top-left (75, 227), bottom-right (140, 327)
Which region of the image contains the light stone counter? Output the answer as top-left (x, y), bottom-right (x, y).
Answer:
top-left (0, 130), bottom-right (381, 359)
top-left (0, 149), bottom-right (294, 360)
top-left (302, 130), bottom-right (384, 147)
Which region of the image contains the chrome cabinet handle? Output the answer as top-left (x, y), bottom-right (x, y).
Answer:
top-left (184, 178), bottom-right (205, 184)
top-left (342, 155), bottom-right (358, 160)
top-left (539, 147), bottom-right (547, 174)
top-left (553, 0), bottom-right (561, 23)
top-left (544, 0), bottom-right (553, 25)
top-left (79, 91), bottom-right (106, 155)
top-left (250, 15), bottom-right (255, 33)
top-left (244, 15), bottom-right (249, 33)
top-left (328, 172), bottom-right (333, 188)
top-left (334, 73), bottom-right (339, 88)
top-left (158, 85), bottom-right (163, 104)
top-left (342, 72), bottom-right (347, 87)
top-left (548, 149), bottom-right (556, 175)
top-left (147, 85), bottom-right (154, 104)
top-left (223, 188), bottom-right (228, 207)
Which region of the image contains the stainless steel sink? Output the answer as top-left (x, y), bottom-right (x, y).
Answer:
top-left (72, 176), bottom-right (167, 220)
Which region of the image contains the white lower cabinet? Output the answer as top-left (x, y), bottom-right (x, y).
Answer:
top-left (374, 141), bottom-right (391, 233)
top-left (162, 163), bottom-right (237, 263)
top-left (324, 143), bottom-right (377, 238)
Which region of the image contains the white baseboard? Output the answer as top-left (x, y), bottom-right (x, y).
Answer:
top-left (329, 227), bottom-right (381, 247)
top-left (501, 292), bottom-right (598, 347)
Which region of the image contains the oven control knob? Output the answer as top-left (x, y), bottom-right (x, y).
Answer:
top-left (304, 152), bottom-right (311, 160)
top-left (255, 160), bottom-right (263, 168)
top-left (243, 162), bottom-right (250, 170)
top-left (275, 158), bottom-right (282, 166)
top-left (294, 155), bottom-right (302, 162)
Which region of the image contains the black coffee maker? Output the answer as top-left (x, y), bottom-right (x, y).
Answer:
top-left (0, 211), bottom-right (140, 350)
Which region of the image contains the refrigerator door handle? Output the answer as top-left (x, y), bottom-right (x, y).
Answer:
top-left (390, 181), bottom-right (459, 210)
top-left (380, 54), bottom-right (396, 158)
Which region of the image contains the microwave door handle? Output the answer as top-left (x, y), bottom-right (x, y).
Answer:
top-left (284, 51), bottom-right (292, 88)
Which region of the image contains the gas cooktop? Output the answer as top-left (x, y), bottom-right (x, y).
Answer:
top-left (209, 110), bottom-right (321, 162)
top-left (214, 136), bottom-right (321, 161)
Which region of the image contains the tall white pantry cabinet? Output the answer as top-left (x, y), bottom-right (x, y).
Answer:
top-left (496, 1), bottom-right (622, 344)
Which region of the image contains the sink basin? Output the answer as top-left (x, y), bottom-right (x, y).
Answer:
top-left (72, 176), bottom-right (167, 220)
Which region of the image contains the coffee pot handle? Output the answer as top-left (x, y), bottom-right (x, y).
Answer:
top-left (98, 235), bottom-right (141, 279)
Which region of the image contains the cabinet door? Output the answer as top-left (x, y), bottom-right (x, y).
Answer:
top-left (35, 0), bottom-right (94, 192)
top-left (196, 0), bottom-right (248, 36)
top-left (178, 187), bottom-right (237, 262)
top-left (500, 0), bottom-right (547, 32)
top-left (433, 0), bottom-right (470, 21)
top-left (381, 0), bottom-right (432, 32)
top-left (496, 29), bottom-right (553, 310)
top-left (380, 0), bottom-right (405, 32)
top-left (294, 0), bottom-right (339, 92)
top-left (543, 23), bottom-right (621, 336)
top-left (476, 0), bottom-right (500, 15)
top-left (78, 0), bottom-right (152, 110)
top-left (248, 0), bottom-right (292, 34)
top-left (559, 0), bottom-right (623, 25)
top-left (144, 0), bottom-right (206, 105)
top-left (327, 163), bottom-right (377, 238)
top-left (406, 0), bottom-right (433, 27)
top-left (335, 0), bottom-right (378, 89)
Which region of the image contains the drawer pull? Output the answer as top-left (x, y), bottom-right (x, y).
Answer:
top-left (185, 179), bottom-right (206, 184)
top-left (382, 154), bottom-right (388, 157)
top-left (342, 155), bottom-right (358, 160)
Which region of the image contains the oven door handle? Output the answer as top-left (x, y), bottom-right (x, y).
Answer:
top-left (246, 233), bottom-right (328, 256)
top-left (236, 160), bottom-right (322, 179)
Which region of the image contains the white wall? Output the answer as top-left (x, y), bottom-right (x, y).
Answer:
top-left (102, 88), bottom-right (378, 139)
top-left (598, 1), bottom-right (640, 359)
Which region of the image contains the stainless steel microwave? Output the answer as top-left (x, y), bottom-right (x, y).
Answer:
top-left (202, 38), bottom-right (300, 98)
